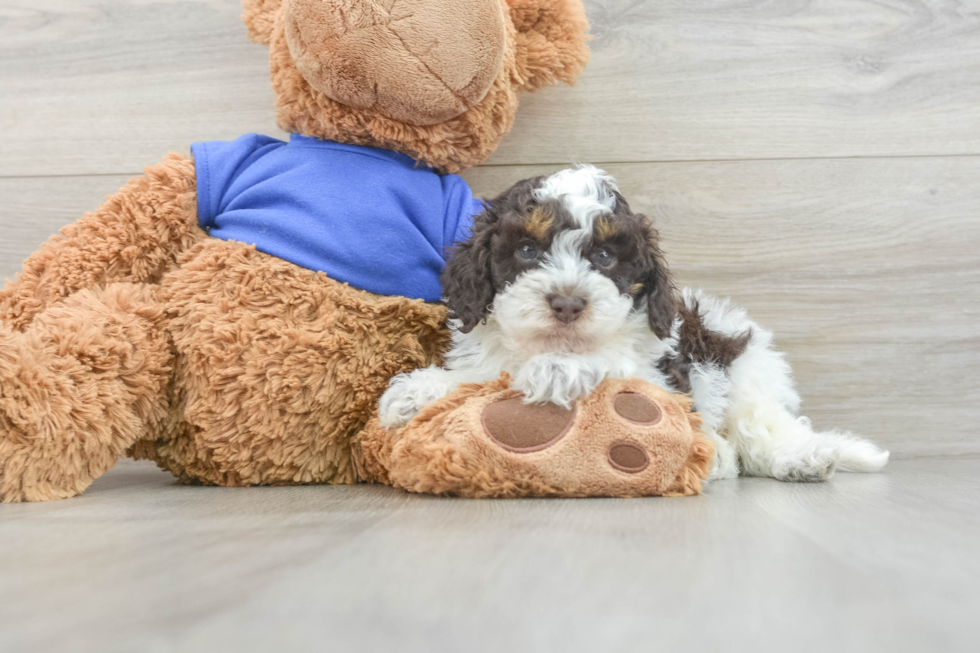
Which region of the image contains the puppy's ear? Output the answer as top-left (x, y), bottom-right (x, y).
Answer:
top-left (637, 217), bottom-right (677, 339)
top-left (442, 207), bottom-right (499, 333)
top-left (242, 0), bottom-right (284, 45)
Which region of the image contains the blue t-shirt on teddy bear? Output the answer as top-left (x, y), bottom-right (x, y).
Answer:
top-left (191, 133), bottom-right (482, 302)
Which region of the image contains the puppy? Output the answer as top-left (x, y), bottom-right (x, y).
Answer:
top-left (380, 166), bottom-right (889, 481)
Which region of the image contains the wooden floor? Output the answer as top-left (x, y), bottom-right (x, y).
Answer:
top-left (1, 1), bottom-right (979, 650)
top-left (1, 457), bottom-right (978, 652)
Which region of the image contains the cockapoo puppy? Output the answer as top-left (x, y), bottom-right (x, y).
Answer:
top-left (380, 166), bottom-right (889, 481)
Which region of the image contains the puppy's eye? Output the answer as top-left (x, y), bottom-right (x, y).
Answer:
top-left (525, 205), bottom-right (536, 215)
top-left (518, 244), bottom-right (539, 260)
top-left (594, 248), bottom-right (616, 268)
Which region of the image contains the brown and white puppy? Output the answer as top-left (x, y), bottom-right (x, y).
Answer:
top-left (380, 166), bottom-right (889, 482)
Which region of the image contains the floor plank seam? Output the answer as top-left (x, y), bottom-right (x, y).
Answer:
top-left (479, 152), bottom-right (980, 168)
top-left (5, 152), bottom-right (980, 181)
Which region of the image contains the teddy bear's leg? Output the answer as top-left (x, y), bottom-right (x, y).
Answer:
top-left (0, 283), bottom-right (174, 502)
top-left (135, 238), bottom-right (450, 488)
top-left (0, 153), bottom-right (202, 331)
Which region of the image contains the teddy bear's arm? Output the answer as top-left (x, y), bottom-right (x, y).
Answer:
top-left (241, 0), bottom-right (282, 45)
top-left (0, 154), bottom-right (203, 331)
top-left (506, 0), bottom-right (591, 91)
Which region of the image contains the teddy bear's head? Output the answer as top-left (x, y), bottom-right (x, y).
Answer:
top-left (241, 0), bottom-right (590, 173)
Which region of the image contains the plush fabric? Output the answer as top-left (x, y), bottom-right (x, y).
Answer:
top-left (130, 238), bottom-right (449, 488)
top-left (192, 133), bottom-right (482, 301)
top-left (285, 0), bottom-right (507, 126)
top-left (0, 284), bottom-right (174, 502)
top-left (354, 376), bottom-right (716, 498)
top-left (265, 0), bottom-right (591, 172)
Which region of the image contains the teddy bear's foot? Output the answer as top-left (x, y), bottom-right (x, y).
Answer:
top-left (0, 284), bottom-right (174, 502)
top-left (356, 376), bottom-right (716, 498)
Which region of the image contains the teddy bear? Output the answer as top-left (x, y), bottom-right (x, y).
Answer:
top-left (0, 0), bottom-right (595, 502)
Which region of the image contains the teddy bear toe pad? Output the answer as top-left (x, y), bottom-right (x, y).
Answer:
top-left (613, 392), bottom-right (663, 425)
top-left (607, 441), bottom-right (651, 473)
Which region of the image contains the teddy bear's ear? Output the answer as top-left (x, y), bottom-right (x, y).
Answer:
top-left (506, 0), bottom-right (591, 92)
top-left (242, 0), bottom-right (284, 45)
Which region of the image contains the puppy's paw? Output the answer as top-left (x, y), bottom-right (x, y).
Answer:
top-left (378, 376), bottom-right (417, 428)
top-left (513, 354), bottom-right (603, 408)
top-left (770, 442), bottom-right (841, 482)
top-left (705, 430), bottom-right (740, 481)
top-left (379, 372), bottom-right (454, 429)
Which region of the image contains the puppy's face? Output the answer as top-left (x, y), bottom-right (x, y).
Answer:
top-left (443, 166), bottom-right (675, 353)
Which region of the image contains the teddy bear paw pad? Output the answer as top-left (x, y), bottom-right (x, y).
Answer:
top-left (481, 397), bottom-right (575, 453)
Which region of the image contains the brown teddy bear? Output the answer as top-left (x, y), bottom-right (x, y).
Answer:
top-left (0, 0), bottom-right (593, 502)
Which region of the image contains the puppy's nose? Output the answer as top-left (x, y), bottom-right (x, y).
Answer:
top-left (548, 294), bottom-right (588, 324)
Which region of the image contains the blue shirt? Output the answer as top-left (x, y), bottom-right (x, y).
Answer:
top-left (191, 133), bottom-right (482, 302)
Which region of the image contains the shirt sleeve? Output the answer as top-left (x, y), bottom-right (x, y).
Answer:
top-left (441, 173), bottom-right (485, 257)
top-left (191, 134), bottom-right (284, 229)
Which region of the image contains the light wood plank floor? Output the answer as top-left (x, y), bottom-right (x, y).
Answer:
top-left (1, 1), bottom-right (979, 650)
top-left (2, 458), bottom-right (978, 653)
